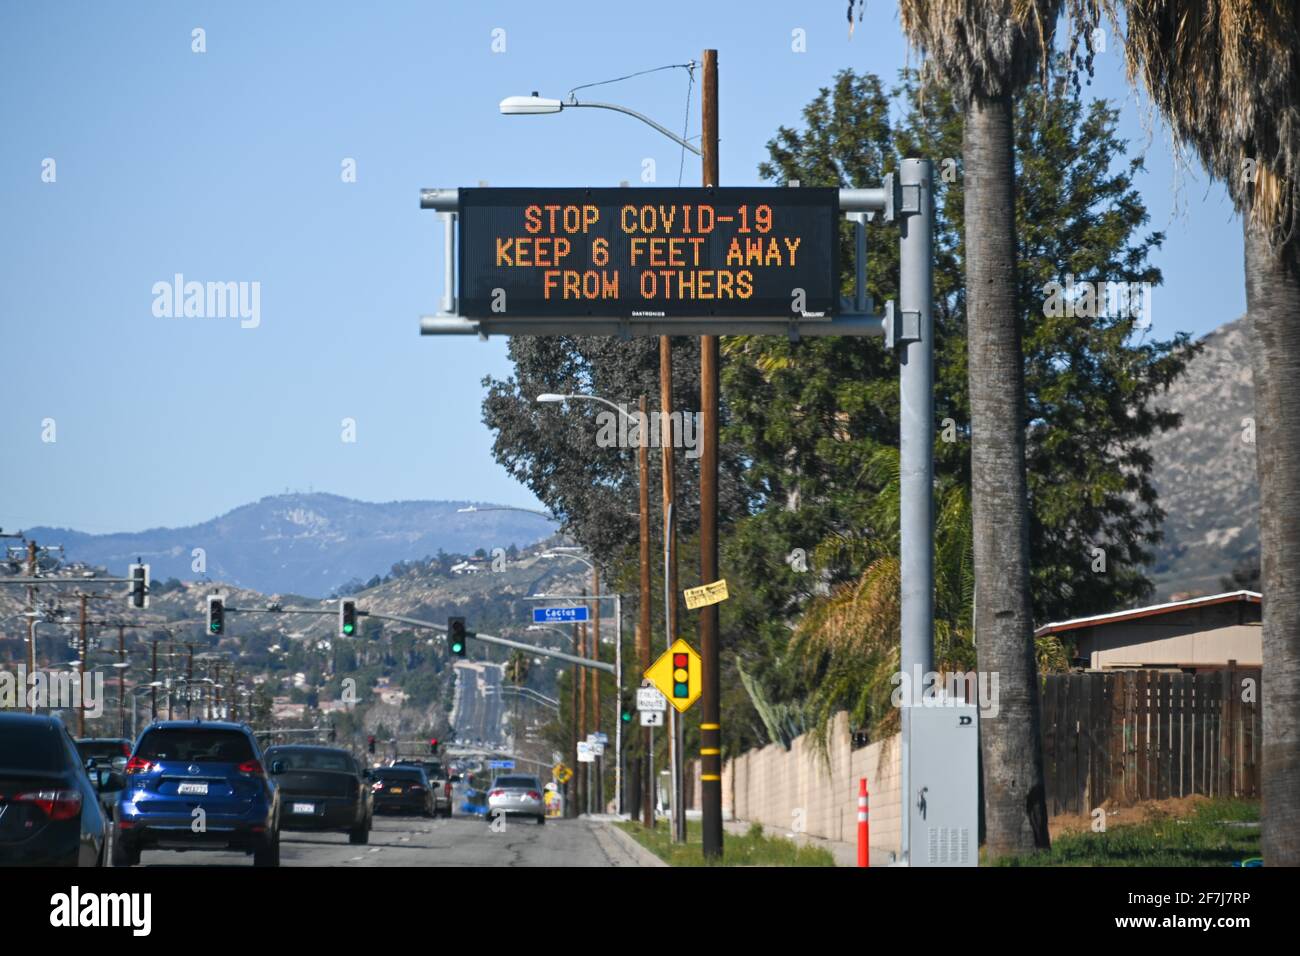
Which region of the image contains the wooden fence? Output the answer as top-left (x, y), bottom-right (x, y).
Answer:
top-left (1040, 667), bottom-right (1261, 816)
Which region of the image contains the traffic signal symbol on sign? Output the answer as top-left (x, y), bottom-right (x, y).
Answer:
top-left (644, 639), bottom-right (702, 713)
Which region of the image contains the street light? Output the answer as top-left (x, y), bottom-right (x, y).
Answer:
top-left (526, 623), bottom-right (576, 647)
top-left (535, 393), bottom-right (632, 420)
top-left (499, 93), bottom-right (701, 156)
top-left (456, 504), bottom-right (560, 521)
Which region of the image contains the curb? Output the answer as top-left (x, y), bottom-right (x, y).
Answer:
top-left (600, 820), bottom-right (669, 867)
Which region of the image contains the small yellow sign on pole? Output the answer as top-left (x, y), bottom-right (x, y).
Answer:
top-left (553, 763), bottom-right (573, 784)
top-left (684, 578), bottom-right (729, 610)
top-left (644, 638), bottom-right (703, 713)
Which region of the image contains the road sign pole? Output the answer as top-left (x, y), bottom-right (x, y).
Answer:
top-left (699, 46), bottom-right (722, 859)
top-left (897, 157), bottom-right (935, 864)
top-left (664, 503), bottom-right (682, 843)
top-left (614, 592), bottom-right (623, 816)
top-left (638, 395), bottom-right (654, 829)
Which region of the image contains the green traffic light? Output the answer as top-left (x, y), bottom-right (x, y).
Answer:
top-left (451, 642), bottom-right (464, 653)
top-left (210, 623), bottom-right (218, 632)
top-left (343, 624), bottom-right (354, 634)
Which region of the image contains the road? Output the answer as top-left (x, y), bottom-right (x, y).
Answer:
top-left (125, 814), bottom-right (645, 867)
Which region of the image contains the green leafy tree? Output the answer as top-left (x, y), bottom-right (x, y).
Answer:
top-left (721, 66), bottom-right (1194, 766)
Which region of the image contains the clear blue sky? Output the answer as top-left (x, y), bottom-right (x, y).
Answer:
top-left (0, 1), bottom-right (1243, 534)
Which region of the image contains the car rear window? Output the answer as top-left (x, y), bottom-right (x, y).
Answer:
top-left (494, 776), bottom-right (539, 789)
top-left (76, 740), bottom-right (129, 761)
top-left (136, 728), bottom-right (256, 763)
top-left (376, 768), bottom-right (422, 781)
top-left (0, 723), bottom-right (66, 773)
top-left (394, 761), bottom-right (443, 778)
top-left (267, 749), bottom-right (355, 773)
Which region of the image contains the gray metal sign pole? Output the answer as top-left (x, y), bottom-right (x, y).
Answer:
top-left (894, 158), bottom-right (935, 865)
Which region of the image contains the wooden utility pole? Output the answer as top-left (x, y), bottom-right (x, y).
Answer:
top-left (660, 335), bottom-right (683, 840)
top-left (211, 661), bottom-right (222, 719)
top-left (570, 627), bottom-right (579, 817)
top-left (638, 394), bottom-right (654, 828)
top-left (150, 640), bottom-right (158, 720)
top-left (26, 540), bottom-right (37, 713)
top-left (78, 593), bottom-right (89, 736)
top-left (698, 47), bottom-right (724, 859)
top-left (118, 625), bottom-right (126, 737)
top-left (577, 608), bottom-right (587, 815)
top-left (186, 644), bottom-right (195, 720)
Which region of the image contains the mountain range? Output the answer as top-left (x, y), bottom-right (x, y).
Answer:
top-left (14, 315), bottom-right (1260, 607)
top-left (22, 493), bottom-right (556, 598)
top-left (1146, 316), bottom-right (1259, 599)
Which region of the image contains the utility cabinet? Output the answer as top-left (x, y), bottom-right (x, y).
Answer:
top-left (903, 702), bottom-right (979, 866)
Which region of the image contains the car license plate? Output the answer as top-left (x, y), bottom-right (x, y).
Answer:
top-left (390, 787), bottom-right (403, 794)
top-left (177, 783), bottom-right (208, 795)
top-left (292, 802), bottom-right (316, 815)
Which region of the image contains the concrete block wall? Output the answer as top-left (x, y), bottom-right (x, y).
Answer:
top-left (721, 712), bottom-right (901, 858)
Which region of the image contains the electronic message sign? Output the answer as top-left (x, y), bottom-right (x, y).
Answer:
top-left (457, 187), bottom-right (839, 319)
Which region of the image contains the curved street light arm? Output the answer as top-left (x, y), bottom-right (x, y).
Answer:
top-left (567, 100), bottom-right (702, 157)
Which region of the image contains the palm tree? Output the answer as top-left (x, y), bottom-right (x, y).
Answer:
top-left (793, 449), bottom-right (1069, 752)
top-left (504, 650), bottom-right (531, 686)
top-left (895, 0), bottom-right (1058, 857)
top-left (1078, 0), bottom-right (1300, 865)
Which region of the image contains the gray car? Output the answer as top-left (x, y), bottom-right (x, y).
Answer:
top-left (486, 774), bottom-right (545, 825)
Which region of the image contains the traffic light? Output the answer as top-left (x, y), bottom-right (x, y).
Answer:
top-left (448, 617), bottom-right (467, 656)
top-left (672, 651), bottom-right (690, 700)
top-left (128, 562), bottom-right (149, 609)
top-left (429, 737), bottom-right (439, 754)
top-left (367, 735), bottom-right (376, 754)
top-left (339, 598), bottom-right (358, 638)
top-left (620, 694), bottom-right (634, 724)
top-left (207, 595), bottom-right (225, 636)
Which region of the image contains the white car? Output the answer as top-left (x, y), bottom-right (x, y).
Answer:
top-left (486, 775), bottom-right (545, 825)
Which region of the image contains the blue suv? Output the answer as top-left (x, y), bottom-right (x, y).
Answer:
top-left (113, 720), bottom-right (281, 867)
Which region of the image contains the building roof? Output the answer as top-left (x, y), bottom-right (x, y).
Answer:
top-left (1034, 590), bottom-right (1261, 638)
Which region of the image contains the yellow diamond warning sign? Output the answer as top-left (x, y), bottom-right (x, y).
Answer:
top-left (644, 638), bottom-right (702, 713)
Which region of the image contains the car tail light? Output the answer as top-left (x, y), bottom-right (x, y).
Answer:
top-left (371, 781), bottom-right (383, 791)
top-left (445, 781), bottom-right (452, 798)
top-left (238, 760), bottom-right (265, 777)
top-left (410, 785), bottom-right (424, 792)
top-left (16, 789), bottom-right (82, 821)
top-left (527, 791), bottom-right (541, 801)
top-left (125, 757), bottom-right (153, 774)
top-left (489, 789), bottom-right (504, 798)
top-left (121, 742), bottom-right (132, 757)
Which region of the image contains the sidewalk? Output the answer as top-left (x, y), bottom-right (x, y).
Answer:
top-left (723, 818), bottom-right (897, 867)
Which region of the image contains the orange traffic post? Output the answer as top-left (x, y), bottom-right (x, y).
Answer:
top-left (857, 778), bottom-right (869, 867)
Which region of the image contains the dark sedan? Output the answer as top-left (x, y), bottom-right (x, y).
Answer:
top-left (265, 745), bottom-right (372, 844)
top-left (75, 738), bottom-right (132, 771)
top-left (370, 766), bottom-right (434, 817)
top-left (0, 713), bottom-right (111, 866)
